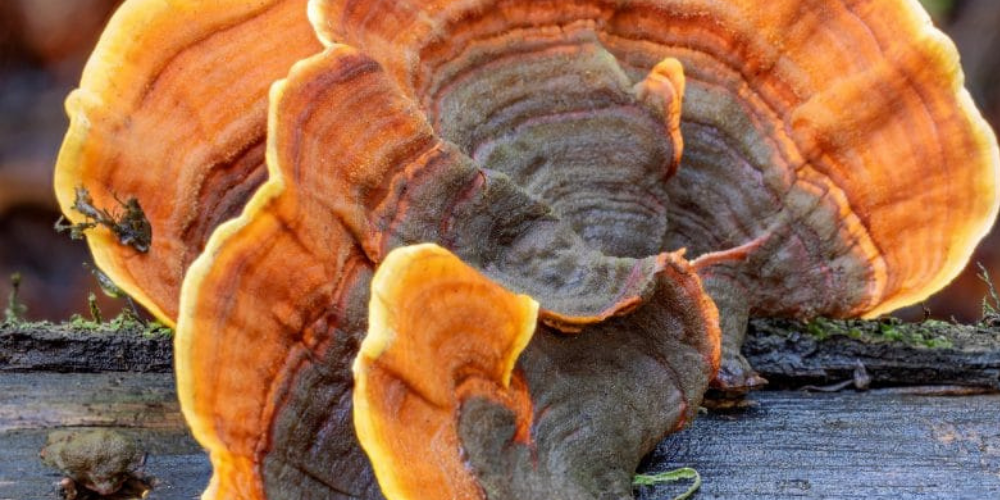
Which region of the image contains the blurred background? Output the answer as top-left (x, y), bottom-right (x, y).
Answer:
top-left (1, 0), bottom-right (125, 320)
top-left (0, 0), bottom-right (997, 323)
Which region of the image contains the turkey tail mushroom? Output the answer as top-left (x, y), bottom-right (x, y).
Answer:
top-left (54, 0), bottom-right (321, 323)
top-left (354, 243), bottom-right (540, 500)
top-left (63, 0), bottom-right (1000, 498)
top-left (176, 43), bottom-right (714, 499)
top-left (312, 0), bottom-right (1000, 390)
top-left (356, 244), bottom-right (720, 500)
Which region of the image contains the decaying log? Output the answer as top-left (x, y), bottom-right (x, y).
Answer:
top-left (0, 321), bottom-right (172, 373)
top-left (1, 373), bottom-right (997, 500)
top-left (4, 317), bottom-right (999, 389)
top-left (745, 318), bottom-right (1000, 390)
top-left (1, 318), bottom-right (998, 498)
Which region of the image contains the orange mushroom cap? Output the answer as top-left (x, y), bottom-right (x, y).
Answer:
top-left (311, 0), bottom-right (998, 318)
top-left (311, 0), bottom-right (999, 389)
top-left (175, 0), bottom-right (998, 496)
top-left (54, 0), bottom-right (321, 324)
top-left (354, 243), bottom-right (539, 500)
top-left (356, 244), bottom-right (719, 499)
top-left (177, 42), bottom-right (714, 498)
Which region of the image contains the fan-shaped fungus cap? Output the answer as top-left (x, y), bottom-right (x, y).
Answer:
top-left (176, 0), bottom-right (998, 497)
top-left (312, 0), bottom-right (998, 321)
top-left (177, 42), bottom-right (712, 498)
top-left (355, 244), bottom-right (720, 500)
top-left (54, 0), bottom-right (320, 323)
top-left (312, 0), bottom-right (999, 388)
top-left (354, 243), bottom-right (538, 500)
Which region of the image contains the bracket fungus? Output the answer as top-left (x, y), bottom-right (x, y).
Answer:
top-left (309, 0), bottom-right (1000, 389)
top-left (57, 0), bottom-right (1000, 499)
top-left (177, 43), bottom-right (718, 498)
top-left (54, 0), bottom-right (321, 323)
top-left (356, 244), bottom-right (718, 499)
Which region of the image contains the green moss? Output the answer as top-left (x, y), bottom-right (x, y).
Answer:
top-left (0, 266), bottom-right (174, 338)
top-left (805, 317), bottom-right (842, 340)
top-left (62, 304), bottom-right (173, 338)
top-left (3, 273), bottom-right (28, 326)
top-left (141, 320), bottom-right (173, 338)
top-left (792, 315), bottom-right (962, 350)
top-left (806, 320), bottom-right (828, 340)
top-left (105, 307), bottom-right (173, 338)
top-left (925, 336), bottom-right (954, 349)
top-left (68, 314), bottom-right (102, 331)
top-left (878, 323), bottom-right (903, 341)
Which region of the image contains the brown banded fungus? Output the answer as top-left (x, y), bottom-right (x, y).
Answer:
top-left (312, 0), bottom-right (1000, 389)
top-left (54, 0), bottom-right (321, 323)
top-left (61, 0), bottom-right (997, 498)
top-left (354, 243), bottom-right (540, 500)
top-left (356, 244), bottom-right (719, 500)
top-left (177, 43), bottom-right (719, 498)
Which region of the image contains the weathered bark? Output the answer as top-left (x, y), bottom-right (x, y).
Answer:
top-left (745, 318), bottom-right (1000, 390)
top-left (4, 318), bottom-right (999, 390)
top-left (0, 321), bottom-right (172, 373)
top-left (2, 372), bottom-right (998, 500)
top-left (637, 390), bottom-right (1000, 500)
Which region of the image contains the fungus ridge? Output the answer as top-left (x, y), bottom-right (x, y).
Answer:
top-left (354, 244), bottom-right (720, 500)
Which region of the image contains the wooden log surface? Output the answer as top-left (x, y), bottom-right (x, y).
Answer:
top-left (0, 373), bottom-right (209, 500)
top-left (1, 372), bottom-right (998, 499)
top-left (4, 318), bottom-right (998, 389)
top-left (0, 322), bottom-right (173, 373)
top-left (1, 319), bottom-right (999, 499)
top-left (745, 318), bottom-right (1000, 390)
top-left (640, 390), bottom-right (1000, 500)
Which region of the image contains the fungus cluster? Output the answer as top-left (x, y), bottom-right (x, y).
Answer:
top-left (57, 0), bottom-right (999, 499)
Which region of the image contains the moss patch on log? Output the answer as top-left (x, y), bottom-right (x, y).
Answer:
top-left (745, 317), bottom-right (1000, 390)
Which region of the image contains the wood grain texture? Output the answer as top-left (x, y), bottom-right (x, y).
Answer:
top-left (745, 319), bottom-right (1000, 390)
top-left (0, 373), bottom-right (208, 500)
top-left (638, 391), bottom-right (1000, 500)
top-left (1, 372), bottom-right (998, 499)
